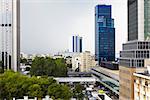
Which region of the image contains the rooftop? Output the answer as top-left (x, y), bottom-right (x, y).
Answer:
top-left (134, 71), bottom-right (150, 80)
top-left (91, 66), bottom-right (119, 81)
top-left (54, 77), bottom-right (96, 83)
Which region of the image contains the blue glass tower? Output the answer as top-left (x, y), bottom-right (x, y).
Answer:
top-left (95, 5), bottom-right (115, 65)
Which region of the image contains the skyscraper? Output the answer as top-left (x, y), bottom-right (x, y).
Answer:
top-left (0, 0), bottom-right (20, 72)
top-left (128, 0), bottom-right (150, 41)
top-left (72, 35), bottom-right (82, 53)
top-left (119, 0), bottom-right (150, 99)
top-left (95, 5), bottom-right (115, 65)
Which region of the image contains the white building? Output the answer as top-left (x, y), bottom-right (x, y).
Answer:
top-left (72, 53), bottom-right (81, 71)
top-left (72, 51), bottom-right (97, 72)
top-left (0, 0), bottom-right (20, 71)
top-left (57, 51), bottom-right (79, 58)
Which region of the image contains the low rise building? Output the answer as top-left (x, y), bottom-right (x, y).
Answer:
top-left (72, 51), bottom-right (97, 72)
top-left (72, 53), bottom-right (81, 71)
top-left (134, 72), bottom-right (150, 100)
top-left (91, 66), bottom-right (119, 97)
top-left (133, 64), bottom-right (150, 100)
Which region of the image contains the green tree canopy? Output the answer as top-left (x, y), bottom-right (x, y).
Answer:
top-left (0, 71), bottom-right (72, 99)
top-left (0, 71), bottom-right (30, 99)
top-left (20, 58), bottom-right (28, 64)
top-left (28, 84), bottom-right (43, 98)
top-left (30, 57), bottom-right (67, 77)
top-left (48, 83), bottom-right (72, 100)
top-left (73, 84), bottom-right (85, 100)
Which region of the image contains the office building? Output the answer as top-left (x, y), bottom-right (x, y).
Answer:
top-left (72, 35), bottom-right (82, 53)
top-left (0, 0), bottom-right (20, 72)
top-left (119, 0), bottom-right (150, 99)
top-left (128, 0), bottom-right (150, 41)
top-left (95, 5), bottom-right (115, 65)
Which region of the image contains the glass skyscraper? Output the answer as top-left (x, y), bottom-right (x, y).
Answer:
top-left (95, 5), bottom-right (115, 65)
top-left (72, 35), bottom-right (82, 53)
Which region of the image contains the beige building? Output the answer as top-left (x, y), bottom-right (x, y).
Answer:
top-left (134, 72), bottom-right (150, 100)
top-left (119, 66), bottom-right (135, 100)
top-left (119, 66), bottom-right (146, 100)
top-left (119, 60), bottom-right (150, 100)
top-left (119, 58), bottom-right (149, 100)
top-left (72, 51), bottom-right (97, 72)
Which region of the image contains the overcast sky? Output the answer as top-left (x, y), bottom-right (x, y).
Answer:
top-left (21, 0), bottom-right (127, 55)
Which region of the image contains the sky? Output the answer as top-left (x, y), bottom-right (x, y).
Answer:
top-left (21, 0), bottom-right (127, 55)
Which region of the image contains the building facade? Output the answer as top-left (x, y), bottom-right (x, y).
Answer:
top-left (128, 0), bottom-right (150, 41)
top-left (72, 51), bottom-right (97, 72)
top-left (119, 0), bottom-right (150, 99)
top-left (134, 72), bottom-right (150, 100)
top-left (0, 0), bottom-right (20, 72)
top-left (95, 5), bottom-right (115, 65)
top-left (72, 35), bottom-right (82, 53)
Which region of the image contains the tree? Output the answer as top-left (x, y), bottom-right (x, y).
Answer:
top-left (20, 58), bottom-right (28, 64)
top-left (37, 76), bottom-right (56, 96)
top-left (30, 57), bottom-right (46, 76)
top-left (73, 84), bottom-right (85, 100)
top-left (0, 71), bottom-right (72, 99)
top-left (0, 71), bottom-right (30, 99)
top-left (54, 58), bottom-right (67, 77)
top-left (28, 84), bottom-right (43, 98)
top-left (48, 83), bottom-right (72, 99)
top-left (60, 84), bottom-right (73, 99)
top-left (30, 57), bottom-right (67, 77)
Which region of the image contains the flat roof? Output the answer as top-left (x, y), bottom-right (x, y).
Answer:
top-left (134, 73), bottom-right (150, 80)
top-left (54, 77), bottom-right (96, 83)
top-left (91, 66), bottom-right (119, 81)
